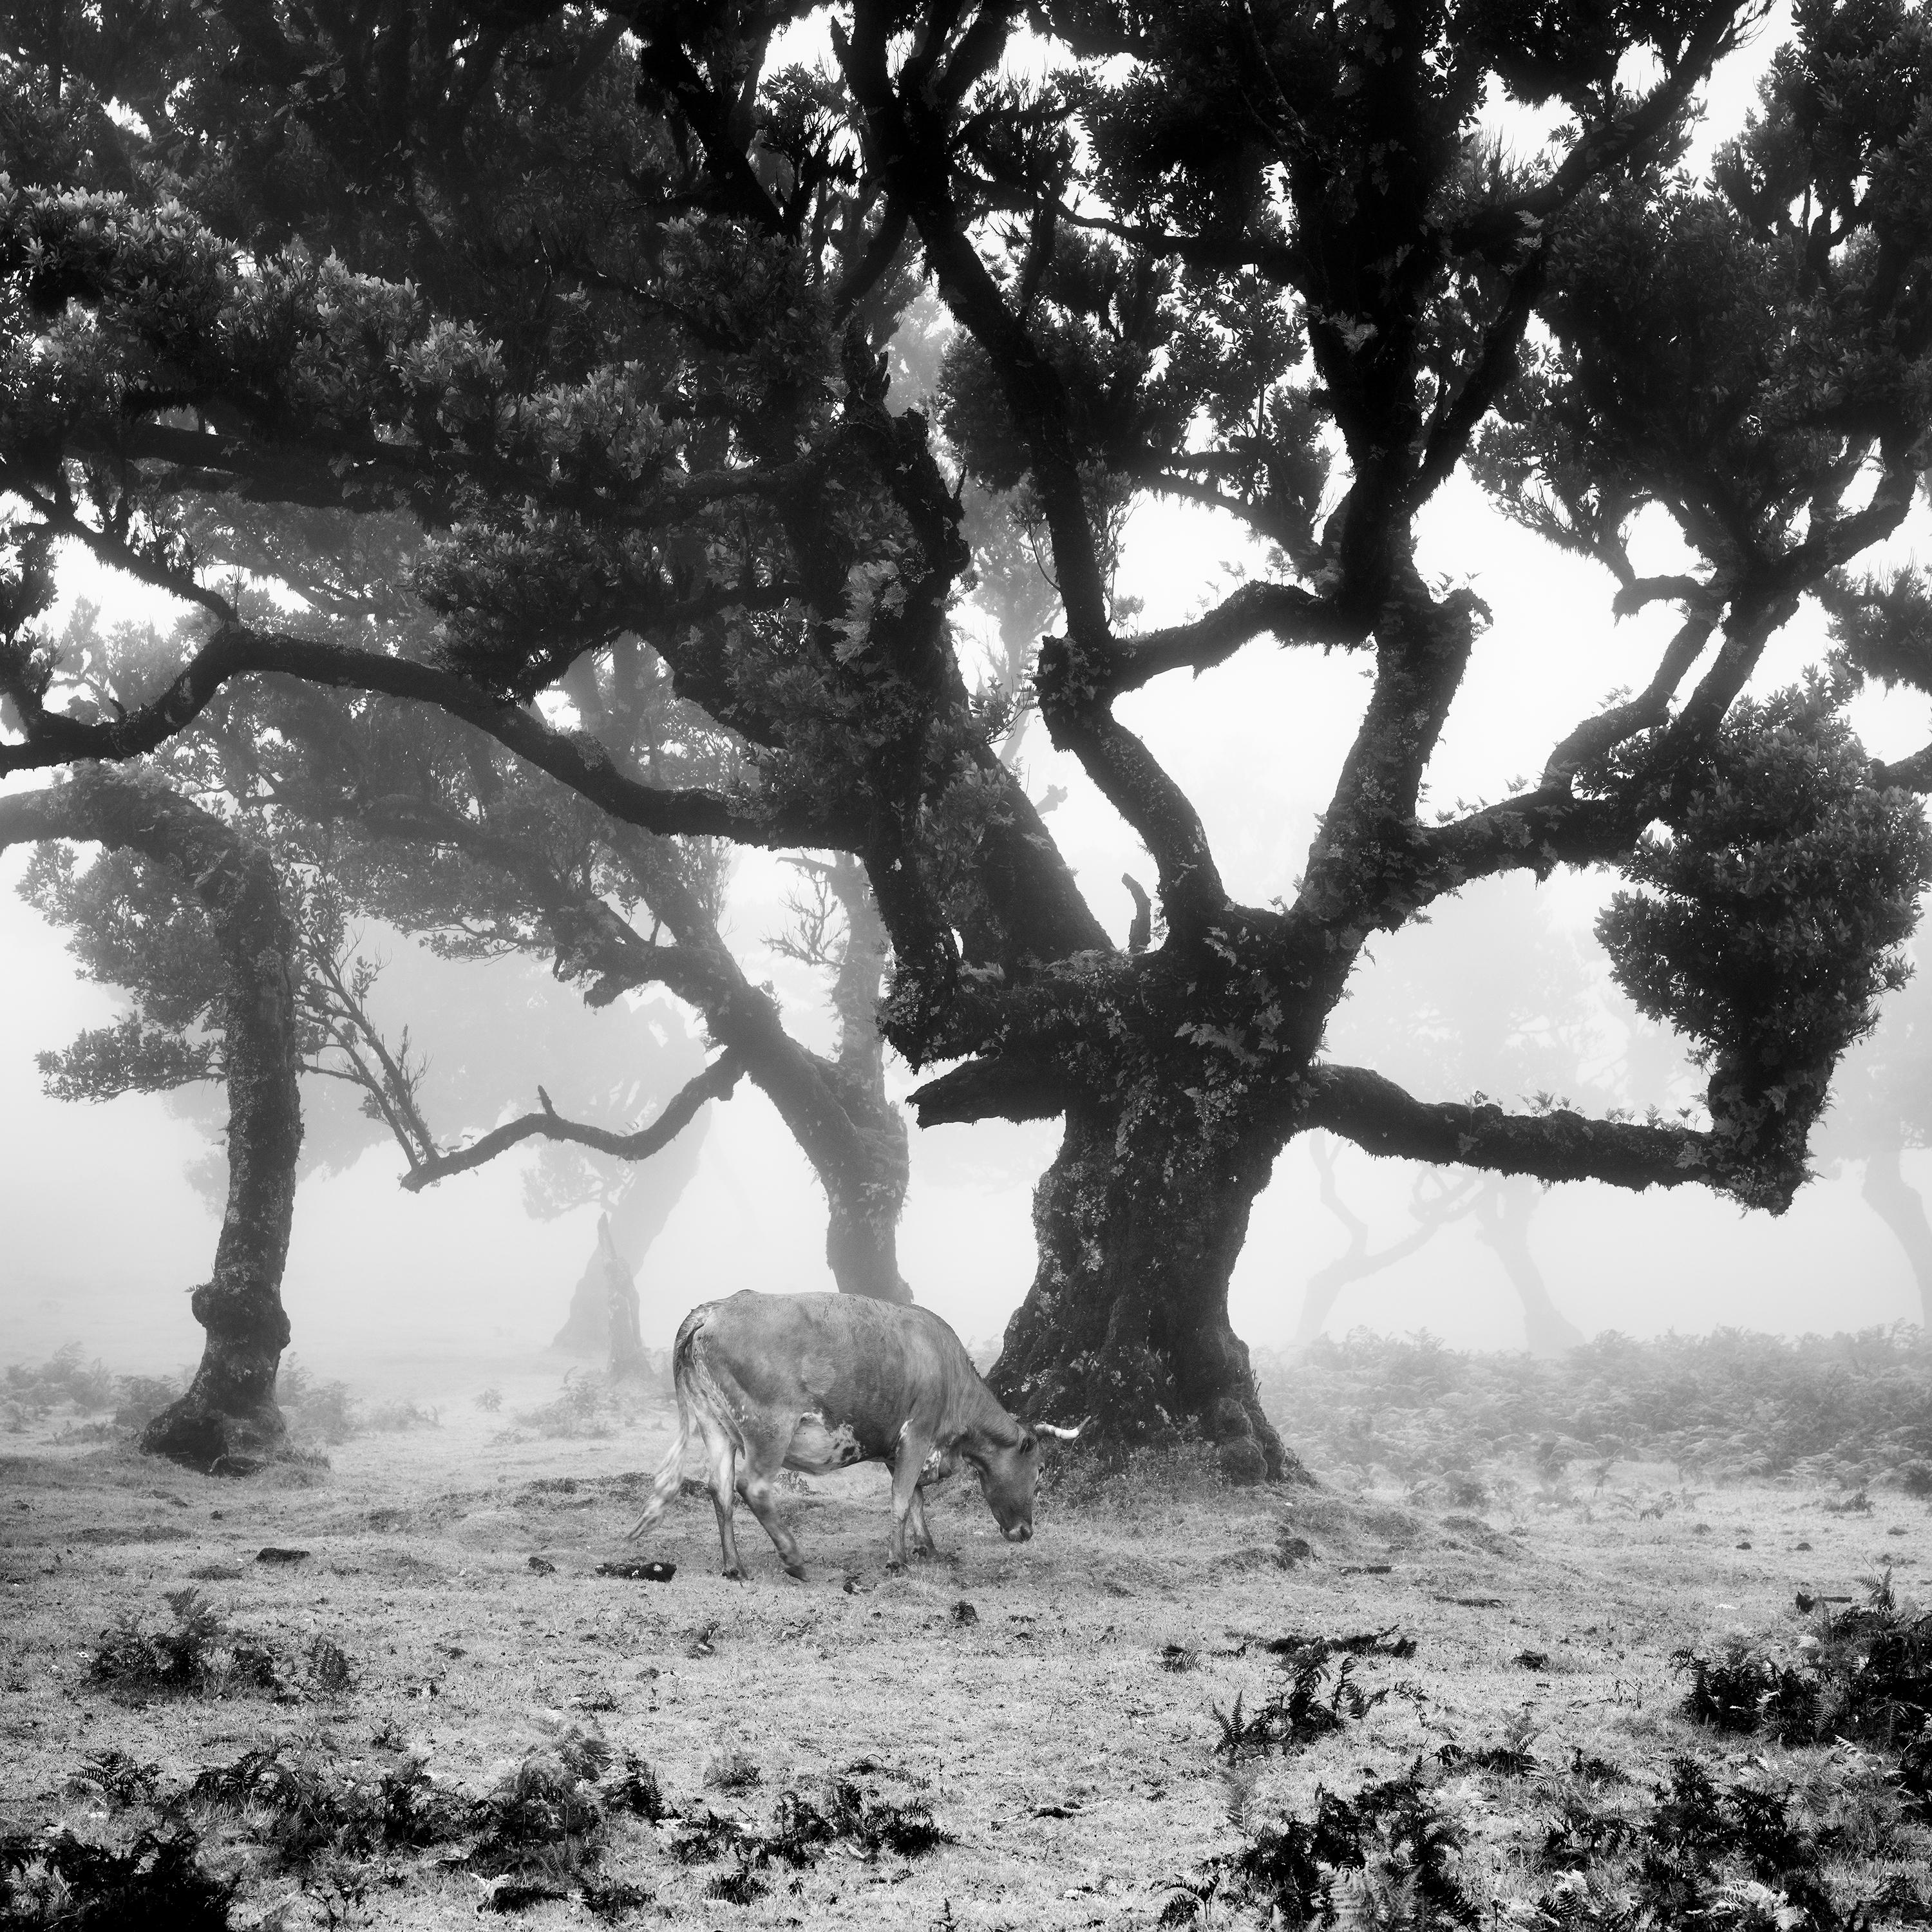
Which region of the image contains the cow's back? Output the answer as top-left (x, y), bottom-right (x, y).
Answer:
top-left (684, 1291), bottom-right (989, 1457)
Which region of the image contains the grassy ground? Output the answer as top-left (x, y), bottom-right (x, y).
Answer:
top-left (1, 1354), bottom-right (1927, 1929)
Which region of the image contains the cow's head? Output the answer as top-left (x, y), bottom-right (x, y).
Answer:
top-left (971, 1421), bottom-right (1082, 1542)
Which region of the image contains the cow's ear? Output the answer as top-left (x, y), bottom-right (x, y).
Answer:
top-left (1019, 1432), bottom-right (1037, 1454)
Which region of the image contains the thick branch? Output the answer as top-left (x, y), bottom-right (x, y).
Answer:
top-left (909, 1051), bottom-right (1071, 1126)
top-left (1103, 580), bottom-right (1366, 696)
top-left (837, 1), bottom-right (1231, 935)
top-left (0, 616), bottom-right (854, 849)
top-left (400, 1050), bottom-right (746, 1191)
top-left (1301, 1064), bottom-right (1718, 1192)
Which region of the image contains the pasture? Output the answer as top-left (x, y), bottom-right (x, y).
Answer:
top-left (1, 1345), bottom-right (1928, 1929)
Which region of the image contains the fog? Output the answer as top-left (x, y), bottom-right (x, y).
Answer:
top-left (5, 1), bottom-right (1931, 1390)
top-left (7, 468), bottom-right (1931, 1386)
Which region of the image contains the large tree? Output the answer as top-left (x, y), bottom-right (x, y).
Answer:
top-left (0, 761), bottom-right (301, 1468)
top-left (7, 0), bottom-right (1932, 1481)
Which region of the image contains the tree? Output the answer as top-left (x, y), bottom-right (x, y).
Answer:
top-left (1814, 936), bottom-right (1932, 1327)
top-left (7, 0), bottom-right (1932, 1481)
top-left (0, 762), bottom-right (301, 1468)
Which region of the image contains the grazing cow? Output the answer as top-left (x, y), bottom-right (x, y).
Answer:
top-left (625, 1291), bottom-right (1078, 1578)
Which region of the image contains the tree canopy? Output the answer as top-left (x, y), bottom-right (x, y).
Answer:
top-left (8, 0), bottom-right (1932, 1472)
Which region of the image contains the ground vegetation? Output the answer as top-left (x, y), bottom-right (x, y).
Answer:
top-left (9, 0), bottom-right (1932, 1474)
top-left (3, 1340), bottom-right (1930, 1926)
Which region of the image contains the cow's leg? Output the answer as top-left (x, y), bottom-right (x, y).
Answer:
top-left (907, 1486), bottom-right (940, 1558)
top-left (886, 1433), bottom-right (933, 1571)
top-left (739, 1419), bottom-right (808, 1582)
top-left (695, 1410), bottom-right (744, 1580)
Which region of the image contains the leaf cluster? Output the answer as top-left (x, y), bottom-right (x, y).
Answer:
top-left (1596, 680), bottom-right (1932, 1205)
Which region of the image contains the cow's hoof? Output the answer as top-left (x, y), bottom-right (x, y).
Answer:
top-left (885, 1558), bottom-right (906, 1575)
top-left (784, 1563), bottom-right (807, 1582)
top-left (722, 1567), bottom-right (746, 1582)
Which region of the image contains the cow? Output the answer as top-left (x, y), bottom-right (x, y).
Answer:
top-left (623, 1291), bottom-right (1079, 1579)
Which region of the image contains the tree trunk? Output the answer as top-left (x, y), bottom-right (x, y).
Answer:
top-left (824, 1163), bottom-right (913, 1303)
top-left (990, 1105), bottom-right (1310, 1484)
top-left (553, 1127), bottom-right (705, 1353)
top-left (1, 770), bottom-right (304, 1473)
top-left (1474, 1179), bottom-right (1584, 1358)
top-left (594, 1217), bottom-right (649, 1379)
top-left (1862, 1146), bottom-right (1932, 1327)
top-left (819, 858), bottom-right (913, 1303)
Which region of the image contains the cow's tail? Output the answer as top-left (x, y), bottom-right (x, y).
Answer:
top-left (623, 1308), bottom-right (706, 1542)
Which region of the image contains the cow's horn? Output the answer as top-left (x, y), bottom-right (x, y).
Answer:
top-left (1033, 1420), bottom-right (1085, 1442)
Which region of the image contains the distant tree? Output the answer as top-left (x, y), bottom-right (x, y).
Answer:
top-left (1300, 888), bottom-right (1624, 1355)
top-left (26, 584), bottom-right (919, 1310)
top-left (0, 764), bottom-right (300, 1468)
top-left (9, 0), bottom-right (1932, 1483)
top-left (1814, 938), bottom-right (1932, 1326)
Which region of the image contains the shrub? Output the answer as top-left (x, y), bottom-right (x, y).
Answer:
top-left (276, 1360), bottom-right (357, 1444)
top-left (361, 1399), bottom-right (440, 1433)
top-left (307, 1635), bottom-right (353, 1696)
top-left (669, 1776), bottom-right (952, 1881)
top-left (189, 1740), bottom-right (465, 1868)
top-left (0, 1828), bottom-right (235, 1930)
top-left (1257, 1325), bottom-right (1932, 1486)
top-left (90, 1590), bottom-right (283, 1700)
top-left (3, 1345), bottom-right (118, 1416)
top-left (1212, 1655), bottom-right (1390, 1761)
top-left (605, 1755), bottom-right (669, 1824)
top-left (702, 1750), bottom-right (762, 1795)
top-left (1164, 1765), bottom-right (1476, 1928)
top-left (469, 1719), bottom-right (612, 1878)
top-left (1674, 1574), bottom-right (1931, 1753)
top-left (512, 1370), bottom-right (647, 1440)
top-left (113, 1374), bottom-right (185, 1431)
top-left (67, 1751), bottom-right (163, 1809)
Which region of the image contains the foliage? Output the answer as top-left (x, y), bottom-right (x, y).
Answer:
top-left (2, 1345), bottom-right (116, 1416)
top-left (1675, 1573), bottom-right (1932, 1760)
top-left (88, 1589), bottom-right (283, 1700)
top-left (0, 1827), bottom-right (235, 1931)
top-left (1164, 1763), bottom-right (1477, 1927)
top-left (671, 1773), bottom-right (952, 1892)
top-left (1169, 1734), bottom-right (1929, 1929)
top-left (189, 1741), bottom-right (466, 1870)
top-left (511, 1370), bottom-right (654, 1441)
top-left (1213, 1654), bottom-right (1392, 1761)
top-left (1258, 1325), bottom-right (1932, 1488)
top-left (1596, 681), bottom-right (1932, 1206)
top-left (66, 1752), bottom-right (162, 1810)
top-left (468, 1718), bottom-right (612, 1879)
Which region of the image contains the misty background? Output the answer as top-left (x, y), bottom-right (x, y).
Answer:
top-left (5, 1), bottom-right (1931, 1387)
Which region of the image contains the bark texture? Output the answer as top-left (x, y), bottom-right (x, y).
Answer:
top-left (0, 769), bottom-right (303, 1471)
top-left (990, 1104), bottom-right (1311, 1484)
top-left (815, 857), bottom-right (911, 1302)
top-left (1862, 1146), bottom-right (1932, 1327)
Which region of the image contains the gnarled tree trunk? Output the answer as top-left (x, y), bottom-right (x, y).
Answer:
top-left (815, 858), bottom-right (912, 1302)
top-left (990, 1103), bottom-right (1310, 1484)
top-left (1, 768), bottom-right (303, 1472)
top-left (1862, 1146), bottom-right (1932, 1327)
